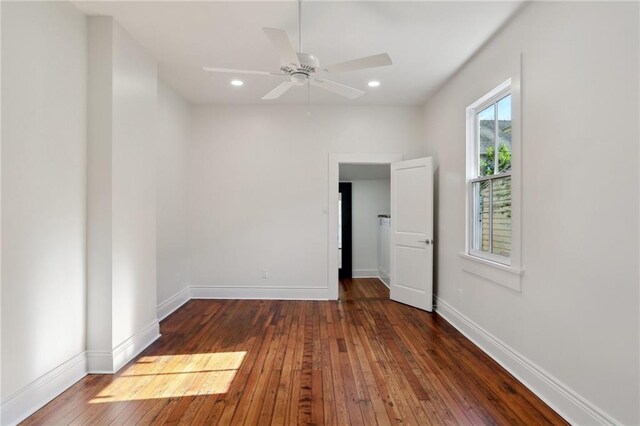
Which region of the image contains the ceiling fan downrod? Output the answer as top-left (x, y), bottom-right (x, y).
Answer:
top-left (298, 0), bottom-right (302, 53)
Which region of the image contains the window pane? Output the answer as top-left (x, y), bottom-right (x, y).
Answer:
top-left (472, 180), bottom-right (491, 252)
top-left (497, 95), bottom-right (512, 173)
top-left (477, 104), bottom-right (495, 176)
top-left (491, 176), bottom-right (511, 257)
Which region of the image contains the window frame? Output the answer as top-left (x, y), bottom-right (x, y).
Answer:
top-left (463, 76), bottom-right (523, 290)
top-left (468, 84), bottom-right (512, 265)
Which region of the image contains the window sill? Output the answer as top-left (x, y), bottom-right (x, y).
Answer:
top-left (459, 252), bottom-right (523, 292)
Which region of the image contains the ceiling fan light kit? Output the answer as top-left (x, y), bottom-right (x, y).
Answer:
top-left (203, 2), bottom-right (392, 101)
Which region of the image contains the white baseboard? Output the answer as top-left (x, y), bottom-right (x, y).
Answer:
top-left (352, 269), bottom-right (378, 278)
top-left (378, 272), bottom-right (390, 288)
top-left (352, 270), bottom-right (390, 288)
top-left (435, 296), bottom-right (619, 426)
top-left (112, 320), bottom-right (160, 373)
top-left (87, 320), bottom-right (160, 374)
top-left (190, 285), bottom-right (328, 300)
top-left (157, 287), bottom-right (191, 321)
top-left (0, 352), bottom-right (87, 426)
top-left (85, 350), bottom-right (114, 374)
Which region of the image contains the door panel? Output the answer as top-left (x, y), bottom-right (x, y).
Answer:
top-left (396, 166), bottom-right (428, 233)
top-left (390, 157), bottom-right (434, 311)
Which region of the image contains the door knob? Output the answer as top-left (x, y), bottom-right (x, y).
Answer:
top-left (419, 239), bottom-right (433, 245)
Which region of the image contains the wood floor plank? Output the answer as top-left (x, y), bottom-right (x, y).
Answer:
top-left (22, 280), bottom-right (567, 426)
top-left (339, 278), bottom-right (389, 300)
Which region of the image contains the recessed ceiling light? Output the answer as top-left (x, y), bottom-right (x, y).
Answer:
top-left (230, 80), bottom-right (244, 87)
top-left (368, 80), bottom-right (381, 88)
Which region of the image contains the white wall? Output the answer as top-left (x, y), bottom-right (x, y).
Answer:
top-left (1, 0), bottom-right (87, 404)
top-left (110, 18), bottom-right (158, 351)
top-left (86, 16), bottom-right (159, 372)
top-left (86, 15), bottom-right (113, 361)
top-left (423, 2), bottom-right (639, 424)
top-left (347, 179), bottom-right (390, 277)
top-left (157, 80), bottom-right (190, 306)
top-left (188, 106), bottom-right (424, 297)
top-left (0, 0), bottom-right (4, 412)
top-left (0, 5), bottom-right (179, 421)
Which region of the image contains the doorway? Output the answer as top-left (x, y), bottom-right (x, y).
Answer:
top-left (329, 154), bottom-right (434, 311)
top-left (338, 163), bottom-right (391, 300)
top-left (328, 153), bottom-right (403, 300)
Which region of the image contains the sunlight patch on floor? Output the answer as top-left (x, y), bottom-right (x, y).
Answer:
top-left (89, 352), bottom-right (246, 403)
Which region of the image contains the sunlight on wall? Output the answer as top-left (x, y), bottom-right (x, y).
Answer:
top-left (90, 352), bottom-right (246, 403)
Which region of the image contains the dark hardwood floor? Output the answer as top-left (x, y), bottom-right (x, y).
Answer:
top-left (22, 293), bottom-right (566, 425)
top-left (339, 277), bottom-right (389, 300)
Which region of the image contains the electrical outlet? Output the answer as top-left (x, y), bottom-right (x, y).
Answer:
top-left (262, 269), bottom-right (269, 279)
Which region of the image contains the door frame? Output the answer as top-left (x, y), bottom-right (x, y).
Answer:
top-left (327, 153), bottom-right (403, 300)
top-left (338, 182), bottom-right (352, 279)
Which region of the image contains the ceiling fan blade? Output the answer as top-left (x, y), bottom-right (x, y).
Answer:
top-left (310, 78), bottom-right (364, 99)
top-left (262, 80), bottom-right (295, 100)
top-left (262, 27), bottom-right (300, 66)
top-left (202, 67), bottom-right (285, 77)
top-left (322, 53), bottom-right (392, 74)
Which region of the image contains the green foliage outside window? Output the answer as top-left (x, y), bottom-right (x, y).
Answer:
top-left (480, 143), bottom-right (511, 176)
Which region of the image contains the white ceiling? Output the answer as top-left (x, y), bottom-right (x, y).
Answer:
top-left (74, 1), bottom-right (523, 106)
top-left (340, 164), bottom-right (390, 181)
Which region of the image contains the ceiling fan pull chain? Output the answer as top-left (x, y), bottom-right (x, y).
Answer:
top-left (307, 80), bottom-right (311, 118)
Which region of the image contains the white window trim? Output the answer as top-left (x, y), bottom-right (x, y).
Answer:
top-left (462, 74), bottom-right (523, 291)
top-left (469, 84), bottom-right (512, 266)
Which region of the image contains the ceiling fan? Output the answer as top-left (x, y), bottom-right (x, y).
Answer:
top-left (202, 1), bottom-right (392, 100)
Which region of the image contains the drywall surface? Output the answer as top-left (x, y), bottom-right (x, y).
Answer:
top-left (110, 18), bottom-right (158, 350)
top-left (188, 106), bottom-right (424, 296)
top-left (157, 80), bottom-right (190, 306)
top-left (1, 0), bottom-right (87, 399)
top-left (86, 15), bottom-right (113, 359)
top-left (87, 16), bottom-right (158, 367)
top-left (0, 0), bottom-right (4, 413)
top-left (422, 2), bottom-right (639, 423)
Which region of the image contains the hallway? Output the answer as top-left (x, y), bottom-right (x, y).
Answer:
top-left (339, 277), bottom-right (390, 301)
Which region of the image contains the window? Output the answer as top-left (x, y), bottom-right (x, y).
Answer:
top-left (467, 82), bottom-right (512, 265)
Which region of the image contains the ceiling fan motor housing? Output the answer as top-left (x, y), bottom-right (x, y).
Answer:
top-left (281, 52), bottom-right (320, 76)
top-left (290, 73), bottom-right (307, 86)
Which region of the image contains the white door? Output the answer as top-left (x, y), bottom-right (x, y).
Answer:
top-left (390, 157), bottom-right (434, 311)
